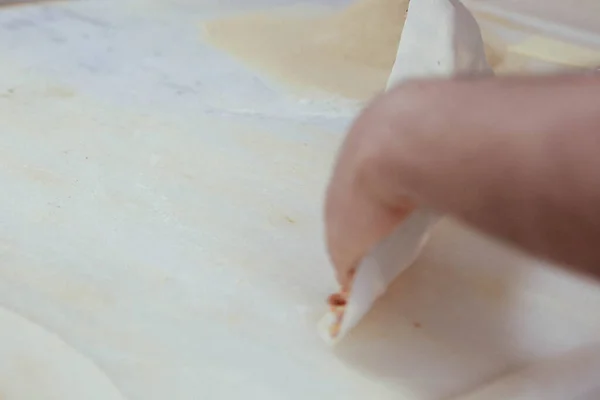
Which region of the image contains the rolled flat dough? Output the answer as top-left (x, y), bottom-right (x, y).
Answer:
top-left (453, 343), bottom-right (600, 400)
top-left (204, 0), bottom-right (410, 101)
top-left (0, 306), bottom-right (125, 400)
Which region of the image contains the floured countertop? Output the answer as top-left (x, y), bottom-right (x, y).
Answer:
top-left (1, 0), bottom-right (600, 399)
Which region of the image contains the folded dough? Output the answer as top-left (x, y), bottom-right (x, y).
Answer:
top-left (319, 0), bottom-right (492, 345)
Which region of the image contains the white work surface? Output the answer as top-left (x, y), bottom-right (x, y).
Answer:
top-left (0, 0), bottom-right (600, 399)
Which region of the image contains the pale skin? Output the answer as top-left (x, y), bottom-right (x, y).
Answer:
top-left (325, 74), bottom-right (600, 288)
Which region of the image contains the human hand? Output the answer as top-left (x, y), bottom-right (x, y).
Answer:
top-left (325, 74), bottom-right (600, 287)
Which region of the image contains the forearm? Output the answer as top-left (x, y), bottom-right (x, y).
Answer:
top-left (374, 74), bottom-right (600, 274)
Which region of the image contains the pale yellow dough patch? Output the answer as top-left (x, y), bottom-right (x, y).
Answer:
top-left (203, 0), bottom-right (410, 101)
top-left (509, 35), bottom-right (600, 68)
